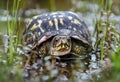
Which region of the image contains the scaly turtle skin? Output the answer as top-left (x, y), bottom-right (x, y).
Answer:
top-left (23, 11), bottom-right (92, 58)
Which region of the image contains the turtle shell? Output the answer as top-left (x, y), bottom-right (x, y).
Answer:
top-left (23, 11), bottom-right (92, 52)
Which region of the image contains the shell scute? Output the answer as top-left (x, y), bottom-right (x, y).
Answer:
top-left (23, 11), bottom-right (92, 49)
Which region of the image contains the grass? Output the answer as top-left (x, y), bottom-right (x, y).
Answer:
top-left (0, 0), bottom-right (120, 82)
top-left (93, 0), bottom-right (120, 81)
top-left (0, 0), bottom-right (23, 82)
top-left (7, 0), bottom-right (20, 64)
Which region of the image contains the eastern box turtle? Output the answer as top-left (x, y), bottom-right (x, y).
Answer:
top-left (23, 11), bottom-right (92, 58)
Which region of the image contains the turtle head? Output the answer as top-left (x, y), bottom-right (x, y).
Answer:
top-left (50, 35), bottom-right (71, 56)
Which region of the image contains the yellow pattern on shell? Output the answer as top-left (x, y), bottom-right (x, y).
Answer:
top-left (38, 20), bottom-right (44, 32)
top-left (68, 16), bottom-right (73, 20)
top-left (73, 19), bottom-right (81, 25)
top-left (73, 27), bottom-right (77, 31)
top-left (49, 20), bottom-right (53, 26)
top-left (60, 18), bottom-right (64, 25)
top-left (54, 18), bottom-right (59, 30)
top-left (30, 24), bottom-right (37, 30)
top-left (38, 32), bottom-right (41, 36)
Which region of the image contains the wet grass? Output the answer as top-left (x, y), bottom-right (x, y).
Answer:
top-left (0, 0), bottom-right (120, 82)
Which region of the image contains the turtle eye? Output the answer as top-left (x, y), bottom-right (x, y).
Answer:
top-left (55, 37), bottom-right (59, 42)
top-left (51, 36), bottom-right (59, 47)
top-left (67, 38), bottom-right (71, 43)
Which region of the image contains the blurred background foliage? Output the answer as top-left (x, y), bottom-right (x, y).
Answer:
top-left (0, 0), bottom-right (120, 82)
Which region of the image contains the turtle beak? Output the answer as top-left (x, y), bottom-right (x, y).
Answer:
top-left (55, 39), bottom-right (70, 51)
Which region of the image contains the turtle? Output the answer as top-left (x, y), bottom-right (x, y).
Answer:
top-left (23, 11), bottom-right (92, 59)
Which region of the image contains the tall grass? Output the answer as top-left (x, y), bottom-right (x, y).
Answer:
top-left (94, 0), bottom-right (113, 60)
top-left (7, 0), bottom-right (20, 64)
top-left (0, 0), bottom-right (24, 82)
top-left (94, 0), bottom-right (120, 81)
